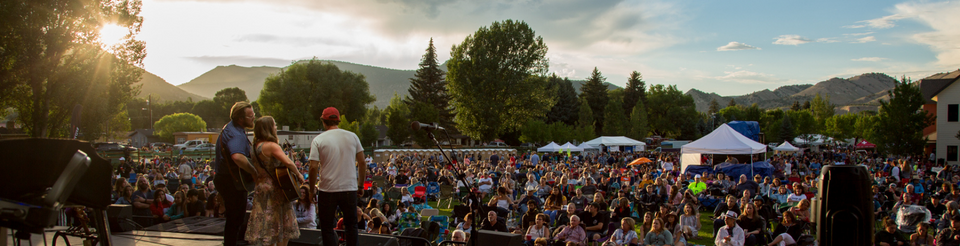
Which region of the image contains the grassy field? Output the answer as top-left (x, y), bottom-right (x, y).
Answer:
top-left (426, 199), bottom-right (720, 245)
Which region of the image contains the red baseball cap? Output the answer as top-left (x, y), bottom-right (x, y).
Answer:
top-left (322, 107), bottom-right (340, 121)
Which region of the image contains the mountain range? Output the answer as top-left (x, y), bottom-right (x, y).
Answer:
top-left (136, 60), bottom-right (896, 113)
top-left (145, 60), bottom-right (618, 108)
top-left (685, 72), bottom-right (897, 113)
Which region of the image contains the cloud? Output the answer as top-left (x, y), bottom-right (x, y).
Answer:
top-left (772, 35), bottom-right (811, 45)
top-left (816, 37), bottom-right (839, 43)
top-left (851, 57), bottom-right (886, 62)
top-left (715, 70), bottom-right (786, 84)
top-left (889, 1), bottom-right (960, 70)
top-left (844, 32), bottom-right (874, 36)
top-left (185, 55), bottom-right (294, 67)
top-left (716, 42), bottom-right (760, 51)
top-left (852, 36), bottom-right (876, 43)
top-left (846, 14), bottom-right (906, 29)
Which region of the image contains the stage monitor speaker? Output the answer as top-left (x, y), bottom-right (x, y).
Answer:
top-left (469, 230), bottom-right (523, 246)
top-left (359, 233), bottom-right (400, 246)
top-left (106, 204), bottom-right (134, 232)
top-left (290, 228), bottom-right (323, 246)
top-left (816, 165), bottom-right (873, 246)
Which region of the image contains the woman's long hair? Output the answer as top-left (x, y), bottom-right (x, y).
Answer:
top-left (253, 116), bottom-right (278, 144)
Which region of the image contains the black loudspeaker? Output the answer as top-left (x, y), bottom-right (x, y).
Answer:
top-left (816, 165), bottom-right (873, 246)
top-left (359, 233), bottom-right (400, 246)
top-left (289, 228), bottom-right (323, 246)
top-left (106, 204), bottom-right (134, 232)
top-left (469, 230), bottom-right (523, 246)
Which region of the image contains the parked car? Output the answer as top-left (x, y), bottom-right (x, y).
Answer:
top-left (485, 142), bottom-right (508, 147)
top-left (185, 143), bottom-right (215, 151)
top-left (94, 142), bottom-right (136, 152)
top-left (174, 140), bottom-right (209, 150)
top-left (150, 142), bottom-right (172, 148)
top-left (519, 143), bottom-right (537, 148)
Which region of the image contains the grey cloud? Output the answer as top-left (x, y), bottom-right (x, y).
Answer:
top-left (234, 34), bottom-right (352, 47)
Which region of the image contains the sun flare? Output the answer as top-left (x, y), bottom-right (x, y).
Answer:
top-left (99, 24), bottom-right (127, 47)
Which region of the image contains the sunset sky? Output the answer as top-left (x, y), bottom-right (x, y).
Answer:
top-left (136, 0), bottom-right (960, 96)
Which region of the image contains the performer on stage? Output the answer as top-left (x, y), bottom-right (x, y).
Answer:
top-left (308, 107), bottom-right (366, 246)
top-left (247, 116), bottom-right (304, 245)
top-left (214, 102), bottom-right (259, 245)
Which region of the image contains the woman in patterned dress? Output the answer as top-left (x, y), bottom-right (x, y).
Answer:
top-left (247, 116), bottom-right (305, 246)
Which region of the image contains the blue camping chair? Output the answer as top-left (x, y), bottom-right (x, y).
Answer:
top-left (426, 182), bottom-right (441, 200)
top-left (429, 215), bottom-right (450, 244)
top-left (397, 212), bottom-right (421, 233)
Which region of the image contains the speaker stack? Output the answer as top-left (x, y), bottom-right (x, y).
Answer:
top-left (816, 165), bottom-right (874, 245)
top-left (106, 204), bottom-right (134, 232)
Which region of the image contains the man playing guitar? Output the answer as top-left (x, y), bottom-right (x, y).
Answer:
top-left (214, 101), bottom-right (259, 246)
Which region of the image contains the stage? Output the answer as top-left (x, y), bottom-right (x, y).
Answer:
top-left (5, 227), bottom-right (225, 246)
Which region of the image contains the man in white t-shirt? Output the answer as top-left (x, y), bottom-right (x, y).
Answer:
top-left (308, 107), bottom-right (365, 246)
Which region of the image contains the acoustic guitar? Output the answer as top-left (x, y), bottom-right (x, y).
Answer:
top-left (275, 166), bottom-right (303, 202)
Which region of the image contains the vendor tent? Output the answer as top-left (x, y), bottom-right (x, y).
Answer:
top-left (582, 136), bottom-right (646, 151)
top-left (537, 142), bottom-right (562, 152)
top-left (560, 142), bottom-right (583, 152)
top-left (577, 143), bottom-right (599, 150)
top-left (681, 124), bottom-right (767, 155)
top-left (855, 140), bottom-right (876, 149)
top-left (773, 141), bottom-right (800, 152)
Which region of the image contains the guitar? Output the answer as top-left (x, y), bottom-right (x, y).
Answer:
top-left (218, 136), bottom-right (256, 192)
top-left (275, 166), bottom-right (303, 202)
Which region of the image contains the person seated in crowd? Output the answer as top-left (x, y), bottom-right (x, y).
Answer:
top-left (603, 217), bottom-right (639, 246)
top-left (767, 211), bottom-right (803, 246)
top-left (149, 189), bottom-right (173, 222)
top-left (786, 184), bottom-right (807, 204)
top-left (738, 203), bottom-right (765, 246)
top-left (676, 203), bottom-right (701, 244)
top-left (735, 174), bottom-right (760, 198)
top-left (517, 187), bottom-right (543, 215)
top-left (610, 197), bottom-right (632, 223)
top-left (487, 187), bottom-right (514, 217)
top-left (688, 175), bottom-right (707, 196)
top-left (639, 184), bottom-right (662, 216)
top-left (579, 202), bottom-right (609, 242)
top-left (164, 191), bottom-right (186, 221)
top-left (790, 199), bottom-right (811, 223)
top-left (520, 200), bottom-right (541, 232)
top-left (713, 195), bottom-right (740, 236)
top-left (294, 186), bottom-right (317, 229)
top-left (554, 203), bottom-right (576, 229)
top-left (643, 218), bottom-right (672, 246)
top-left (714, 211), bottom-right (745, 246)
top-left (570, 189), bottom-right (589, 209)
top-left (874, 217), bottom-right (906, 246)
top-left (936, 215), bottom-right (960, 246)
top-left (457, 213), bottom-right (474, 231)
top-left (452, 229), bottom-right (468, 243)
top-left (370, 217), bottom-right (390, 235)
top-left (525, 213), bottom-right (551, 246)
top-left (770, 186), bottom-right (789, 205)
top-left (544, 188), bottom-right (567, 223)
top-left (553, 215), bottom-right (586, 246)
top-left (185, 189), bottom-right (205, 217)
top-left (910, 222), bottom-right (932, 246)
top-left (481, 210), bottom-right (507, 232)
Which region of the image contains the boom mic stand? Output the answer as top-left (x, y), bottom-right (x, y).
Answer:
top-left (424, 130), bottom-right (481, 246)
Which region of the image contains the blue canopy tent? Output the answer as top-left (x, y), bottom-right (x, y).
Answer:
top-left (684, 165), bottom-right (716, 176)
top-left (713, 161), bottom-right (775, 178)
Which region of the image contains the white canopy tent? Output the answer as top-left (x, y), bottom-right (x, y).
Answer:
top-left (537, 142), bottom-right (562, 152)
top-left (773, 141), bottom-right (800, 152)
top-left (577, 143), bottom-right (599, 150)
top-left (582, 136), bottom-right (646, 151)
top-left (680, 123), bottom-right (768, 174)
top-left (560, 142), bottom-right (583, 152)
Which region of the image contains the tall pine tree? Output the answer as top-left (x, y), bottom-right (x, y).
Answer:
top-left (545, 75), bottom-right (580, 125)
top-left (622, 71), bottom-right (646, 116)
top-left (405, 38), bottom-right (452, 125)
top-left (577, 98), bottom-right (596, 142)
top-left (603, 97), bottom-right (626, 135)
top-left (708, 98), bottom-right (720, 114)
top-left (580, 67), bottom-right (608, 136)
top-left (628, 98), bottom-right (649, 140)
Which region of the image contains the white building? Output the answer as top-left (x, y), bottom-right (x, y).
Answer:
top-left (934, 74), bottom-right (960, 165)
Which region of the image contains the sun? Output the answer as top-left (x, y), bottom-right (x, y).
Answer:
top-left (99, 24), bottom-right (127, 47)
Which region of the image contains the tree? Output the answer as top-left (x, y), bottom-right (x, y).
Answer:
top-left (576, 98), bottom-right (596, 142)
top-left (602, 97), bottom-right (626, 135)
top-left (545, 75), bottom-right (579, 125)
top-left (337, 115), bottom-right (359, 134)
top-left (408, 101), bottom-right (440, 147)
top-left (580, 67), bottom-right (608, 135)
top-left (153, 113), bottom-right (206, 142)
top-left (259, 59), bottom-right (375, 130)
top-left (405, 38), bottom-right (452, 125)
top-left (5, 0), bottom-right (146, 138)
top-left (447, 19), bottom-right (554, 141)
top-left (366, 106), bottom-right (382, 126)
top-left (853, 113), bottom-right (877, 144)
top-left (213, 87), bottom-right (248, 112)
top-left (646, 84), bottom-right (699, 138)
top-left (810, 93), bottom-right (835, 132)
top-left (359, 122), bottom-right (378, 147)
top-left (191, 100), bottom-right (223, 129)
top-left (761, 109), bottom-right (784, 143)
top-left (780, 113), bottom-right (794, 143)
top-left (745, 103), bottom-right (763, 122)
top-left (627, 98), bottom-right (650, 140)
top-left (791, 101), bottom-right (802, 111)
top-left (872, 77), bottom-right (934, 156)
top-left (385, 93), bottom-right (410, 146)
top-left (717, 106), bottom-right (745, 124)
top-left (519, 120), bottom-right (550, 144)
top-left (824, 113), bottom-right (857, 142)
top-left (622, 71), bottom-right (647, 115)
top-left (802, 101), bottom-right (812, 110)
top-left (727, 99), bottom-right (737, 108)
top-left (787, 110), bottom-right (817, 143)
top-left (708, 98), bottom-right (721, 115)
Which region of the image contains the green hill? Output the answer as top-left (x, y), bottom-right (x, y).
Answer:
top-left (135, 69), bottom-right (208, 102)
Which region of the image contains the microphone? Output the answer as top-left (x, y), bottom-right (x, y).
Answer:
top-left (410, 121), bottom-right (444, 131)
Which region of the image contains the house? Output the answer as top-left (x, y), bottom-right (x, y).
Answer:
top-left (173, 132), bottom-right (221, 144)
top-left (127, 129), bottom-right (160, 147)
top-left (928, 70), bottom-right (960, 165)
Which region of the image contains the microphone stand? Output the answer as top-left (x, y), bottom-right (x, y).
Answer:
top-left (425, 130), bottom-right (481, 246)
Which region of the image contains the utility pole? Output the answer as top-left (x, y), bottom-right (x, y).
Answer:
top-left (148, 95), bottom-right (153, 129)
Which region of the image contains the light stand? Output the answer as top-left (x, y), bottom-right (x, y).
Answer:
top-left (425, 130), bottom-right (481, 246)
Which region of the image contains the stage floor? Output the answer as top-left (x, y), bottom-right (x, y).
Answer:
top-left (5, 228), bottom-right (225, 246)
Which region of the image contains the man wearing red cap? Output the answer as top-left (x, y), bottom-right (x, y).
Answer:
top-left (308, 107), bottom-right (366, 246)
